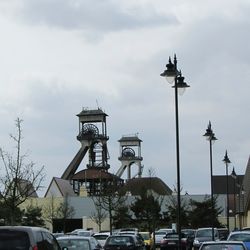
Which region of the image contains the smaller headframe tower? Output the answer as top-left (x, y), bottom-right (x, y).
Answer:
top-left (116, 134), bottom-right (143, 179)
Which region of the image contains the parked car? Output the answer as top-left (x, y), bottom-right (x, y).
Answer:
top-left (57, 235), bottom-right (102, 250)
top-left (227, 231), bottom-right (250, 250)
top-left (154, 230), bottom-right (173, 248)
top-left (181, 229), bottom-right (195, 250)
top-left (193, 228), bottom-right (219, 250)
top-left (104, 234), bottom-right (145, 250)
top-left (0, 226), bottom-right (61, 250)
top-left (160, 232), bottom-right (192, 250)
top-left (69, 229), bottom-right (94, 237)
top-left (139, 232), bottom-right (152, 250)
top-left (93, 232), bottom-right (110, 247)
top-left (199, 241), bottom-right (247, 250)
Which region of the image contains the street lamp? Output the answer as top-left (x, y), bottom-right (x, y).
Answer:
top-left (203, 121), bottom-right (217, 240)
top-left (161, 55), bottom-right (190, 249)
top-left (223, 150), bottom-right (231, 231)
top-left (231, 167), bottom-right (237, 230)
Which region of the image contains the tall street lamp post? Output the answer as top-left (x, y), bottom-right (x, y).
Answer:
top-left (241, 187), bottom-right (245, 228)
top-left (203, 121), bottom-right (217, 240)
top-left (161, 55), bottom-right (190, 249)
top-left (231, 167), bottom-right (237, 230)
top-left (223, 150), bottom-right (231, 231)
top-left (236, 182), bottom-right (242, 229)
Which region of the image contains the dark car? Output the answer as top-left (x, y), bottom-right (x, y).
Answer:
top-left (160, 232), bottom-right (191, 250)
top-left (104, 235), bottom-right (145, 250)
top-left (0, 226), bottom-right (61, 250)
top-left (217, 228), bottom-right (229, 240)
top-left (181, 229), bottom-right (195, 250)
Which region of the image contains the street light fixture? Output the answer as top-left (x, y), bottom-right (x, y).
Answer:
top-left (223, 150), bottom-right (231, 231)
top-left (231, 167), bottom-right (237, 230)
top-left (161, 55), bottom-right (190, 249)
top-left (203, 121), bottom-right (217, 240)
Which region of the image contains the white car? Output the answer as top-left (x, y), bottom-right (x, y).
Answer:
top-left (70, 229), bottom-right (94, 237)
top-left (93, 232), bottom-right (110, 246)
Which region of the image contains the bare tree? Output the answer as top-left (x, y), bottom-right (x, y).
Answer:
top-left (57, 194), bottom-right (75, 232)
top-left (43, 195), bottom-right (60, 226)
top-left (91, 196), bottom-right (107, 232)
top-left (97, 181), bottom-right (126, 234)
top-left (0, 118), bottom-right (45, 225)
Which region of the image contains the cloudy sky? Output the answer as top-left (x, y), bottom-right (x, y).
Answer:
top-left (0, 0), bottom-right (249, 196)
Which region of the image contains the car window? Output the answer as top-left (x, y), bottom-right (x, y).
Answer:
top-left (140, 234), bottom-right (150, 240)
top-left (90, 237), bottom-right (100, 248)
top-left (94, 235), bottom-right (109, 240)
top-left (42, 232), bottom-right (60, 250)
top-left (201, 243), bottom-right (245, 250)
top-left (58, 238), bottom-right (91, 250)
top-left (155, 232), bottom-right (166, 235)
top-left (0, 230), bottom-right (30, 250)
top-left (37, 231), bottom-right (47, 249)
top-left (79, 232), bottom-right (91, 236)
top-left (229, 233), bottom-right (250, 241)
top-left (107, 236), bottom-right (133, 245)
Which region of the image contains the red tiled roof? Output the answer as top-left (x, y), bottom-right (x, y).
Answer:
top-left (72, 168), bottom-right (121, 180)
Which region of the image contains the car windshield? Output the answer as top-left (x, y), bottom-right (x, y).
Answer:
top-left (0, 230), bottom-right (30, 250)
top-left (228, 233), bottom-right (250, 242)
top-left (165, 233), bottom-right (179, 239)
top-left (196, 229), bottom-right (213, 237)
top-left (201, 243), bottom-right (245, 250)
top-left (140, 233), bottom-right (150, 240)
top-left (57, 238), bottom-right (91, 250)
top-left (155, 231), bottom-right (166, 235)
top-left (106, 236), bottom-right (133, 245)
top-left (165, 233), bottom-right (186, 239)
top-left (94, 235), bottom-right (109, 240)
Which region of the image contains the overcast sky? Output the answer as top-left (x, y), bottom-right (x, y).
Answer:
top-left (0, 0), bottom-right (249, 196)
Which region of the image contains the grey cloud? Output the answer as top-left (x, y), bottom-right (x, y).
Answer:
top-left (17, 0), bottom-right (177, 33)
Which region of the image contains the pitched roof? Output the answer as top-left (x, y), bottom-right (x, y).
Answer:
top-left (44, 177), bottom-right (76, 197)
top-left (77, 108), bottom-right (107, 117)
top-left (16, 178), bottom-right (38, 198)
top-left (72, 168), bottom-right (122, 181)
top-left (120, 177), bottom-right (172, 196)
top-left (118, 135), bottom-right (142, 142)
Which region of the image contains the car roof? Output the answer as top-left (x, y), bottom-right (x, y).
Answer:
top-left (94, 232), bottom-right (110, 236)
top-left (108, 235), bottom-right (135, 238)
top-left (57, 235), bottom-right (93, 240)
top-left (0, 226), bottom-right (50, 233)
top-left (202, 240), bottom-right (246, 245)
top-left (229, 231), bottom-right (250, 235)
